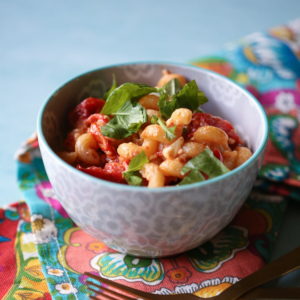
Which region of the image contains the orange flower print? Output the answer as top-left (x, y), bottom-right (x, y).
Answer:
top-left (167, 267), bottom-right (192, 283)
top-left (86, 241), bottom-right (109, 254)
top-left (55, 282), bottom-right (78, 295)
top-left (46, 266), bottom-right (64, 277)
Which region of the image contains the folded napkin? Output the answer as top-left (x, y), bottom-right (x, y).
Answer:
top-left (1, 19), bottom-right (300, 299)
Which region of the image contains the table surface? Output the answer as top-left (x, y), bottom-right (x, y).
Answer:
top-left (1, 0), bottom-right (300, 285)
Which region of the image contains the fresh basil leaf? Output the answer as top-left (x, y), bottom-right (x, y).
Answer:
top-left (157, 118), bottom-right (176, 140)
top-left (181, 148), bottom-right (230, 178)
top-left (101, 101), bottom-right (147, 139)
top-left (197, 91), bottom-right (209, 106)
top-left (101, 120), bottom-right (133, 140)
top-left (151, 115), bottom-right (158, 124)
top-left (103, 74), bottom-right (117, 100)
top-left (125, 171), bottom-right (143, 186)
top-left (123, 151), bottom-right (149, 176)
top-left (112, 101), bottom-right (147, 128)
top-left (123, 151), bottom-right (149, 185)
top-left (176, 80), bottom-right (208, 112)
top-left (178, 169), bottom-right (205, 186)
top-left (164, 78), bottom-right (183, 96)
top-left (158, 80), bottom-right (208, 119)
top-left (158, 90), bottom-right (178, 120)
top-left (183, 128), bottom-right (188, 134)
top-left (101, 83), bottom-right (157, 115)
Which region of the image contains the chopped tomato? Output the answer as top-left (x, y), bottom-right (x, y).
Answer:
top-left (77, 165), bottom-right (126, 184)
top-left (188, 113), bottom-right (243, 146)
top-left (68, 98), bottom-right (106, 128)
top-left (213, 149), bottom-right (223, 162)
top-left (85, 113), bottom-right (109, 127)
top-left (89, 123), bottom-right (117, 159)
top-left (104, 162), bottom-right (127, 181)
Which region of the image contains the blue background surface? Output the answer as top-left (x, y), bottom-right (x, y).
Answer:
top-left (0, 0), bottom-right (300, 283)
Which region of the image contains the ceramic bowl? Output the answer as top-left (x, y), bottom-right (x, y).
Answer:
top-left (37, 62), bottom-right (268, 257)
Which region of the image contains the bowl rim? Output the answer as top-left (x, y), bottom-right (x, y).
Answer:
top-left (37, 61), bottom-right (269, 193)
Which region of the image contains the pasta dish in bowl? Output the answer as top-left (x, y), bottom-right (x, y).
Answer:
top-left (57, 70), bottom-right (253, 188)
top-left (37, 62), bottom-right (268, 257)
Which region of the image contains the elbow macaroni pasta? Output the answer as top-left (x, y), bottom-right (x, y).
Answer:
top-left (180, 141), bottom-right (206, 159)
top-left (159, 158), bottom-right (185, 179)
top-left (141, 163), bottom-right (165, 188)
top-left (166, 108), bottom-right (192, 126)
top-left (156, 69), bottom-right (186, 88)
top-left (138, 94), bottom-right (159, 110)
top-left (141, 124), bottom-right (183, 144)
top-left (75, 133), bottom-right (100, 165)
top-left (193, 126), bottom-right (228, 145)
top-left (117, 138), bottom-right (158, 160)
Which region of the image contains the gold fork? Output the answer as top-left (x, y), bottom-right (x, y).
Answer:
top-left (85, 246), bottom-right (300, 300)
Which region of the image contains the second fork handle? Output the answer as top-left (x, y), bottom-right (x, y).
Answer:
top-left (218, 246), bottom-right (300, 300)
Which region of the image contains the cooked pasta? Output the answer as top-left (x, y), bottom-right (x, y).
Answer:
top-left (180, 141), bottom-right (206, 159)
top-left (166, 108), bottom-right (192, 126)
top-left (141, 124), bottom-right (183, 144)
top-left (138, 94), bottom-right (160, 110)
top-left (193, 126), bottom-right (228, 145)
top-left (159, 158), bottom-right (185, 179)
top-left (141, 163), bottom-right (165, 188)
top-left (156, 69), bottom-right (186, 88)
top-left (75, 133), bottom-right (100, 165)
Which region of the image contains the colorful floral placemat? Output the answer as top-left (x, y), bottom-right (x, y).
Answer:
top-left (1, 19), bottom-right (300, 299)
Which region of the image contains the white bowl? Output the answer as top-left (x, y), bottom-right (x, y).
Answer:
top-left (37, 62), bottom-right (268, 257)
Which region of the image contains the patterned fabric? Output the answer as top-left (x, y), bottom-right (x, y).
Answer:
top-left (191, 18), bottom-right (300, 193)
top-left (0, 19), bottom-right (300, 299)
top-left (0, 201), bottom-right (51, 299)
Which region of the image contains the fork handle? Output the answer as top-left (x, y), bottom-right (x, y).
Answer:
top-left (218, 246), bottom-right (300, 300)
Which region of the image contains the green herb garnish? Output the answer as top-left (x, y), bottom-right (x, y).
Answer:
top-left (164, 78), bottom-right (183, 96)
top-left (158, 79), bottom-right (208, 119)
top-left (157, 118), bottom-right (176, 140)
top-left (181, 148), bottom-right (230, 178)
top-left (158, 90), bottom-right (178, 120)
top-left (151, 116), bottom-right (176, 141)
top-left (123, 151), bottom-right (149, 186)
top-left (101, 101), bottom-right (147, 140)
top-left (101, 83), bottom-right (157, 115)
top-left (178, 169), bottom-right (205, 186)
top-left (150, 115), bottom-right (158, 124)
